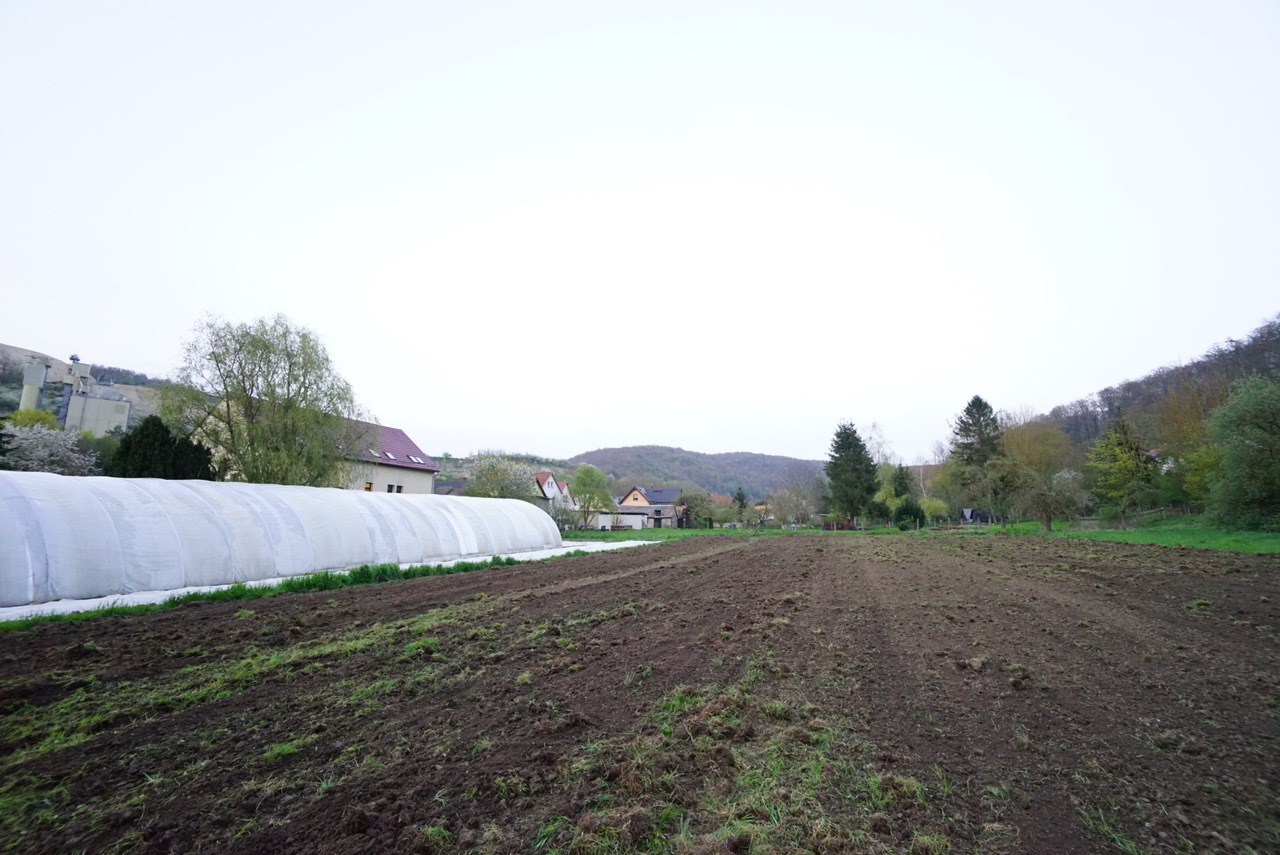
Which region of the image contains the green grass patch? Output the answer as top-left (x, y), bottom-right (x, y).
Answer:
top-left (539, 682), bottom-right (975, 854)
top-left (0, 555), bottom-right (523, 633)
top-left (0, 602), bottom-right (478, 770)
top-left (1041, 518), bottom-right (1280, 553)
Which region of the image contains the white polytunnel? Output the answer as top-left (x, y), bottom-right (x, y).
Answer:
top-left (0, 471), bottom-right (562, 607)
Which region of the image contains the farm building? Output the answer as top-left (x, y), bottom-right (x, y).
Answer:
top-left (345, 420), bottom-right (440, 495)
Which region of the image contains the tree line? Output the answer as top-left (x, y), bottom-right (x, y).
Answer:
top-left (820, 376), bottom-right (1280, 532)
top-left (4, 311), bottom-right (1278, 533)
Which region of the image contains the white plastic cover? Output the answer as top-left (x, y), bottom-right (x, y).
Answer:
top-left (0, 471), bottom-right (562, 607)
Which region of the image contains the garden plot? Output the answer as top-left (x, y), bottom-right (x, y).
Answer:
top-left (1, 535), bottom-right (1277, 854)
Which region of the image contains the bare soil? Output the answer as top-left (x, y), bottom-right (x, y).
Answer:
top-left (2, 534), bottom-right (1277, 854)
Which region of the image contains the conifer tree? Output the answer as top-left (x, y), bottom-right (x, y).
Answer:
top-left (107, 415), bottom-right (215, 480)
top-left (950, 395), bottom-right (1003, 468)
top-left (891, 464), bottom-right (914, 499)
top-left (825, 422), bottom-right (878, 523)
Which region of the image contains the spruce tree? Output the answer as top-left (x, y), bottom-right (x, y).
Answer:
top-left (951, 395), bottom-right (1003, 468)
top-left (107, 415), bottom-right (175, 478)
top-left (171, 434), bottom-right (216, 481)
top-left (891, 464), bottom-right (914, 499)
top-left (733, 486), bottom-right (748, 521)
top-left (825, 422), bottom-right (878, 523)
top-left (107, 415), bottom-right (215, 480)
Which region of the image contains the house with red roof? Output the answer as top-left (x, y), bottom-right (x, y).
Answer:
top-left (534, 472), bottom-right (575, 512)
top-left (345, 420), bottom-right (440, 494)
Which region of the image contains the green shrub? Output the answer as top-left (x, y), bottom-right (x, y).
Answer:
top-left (894, 496), bottom-right (926, 529)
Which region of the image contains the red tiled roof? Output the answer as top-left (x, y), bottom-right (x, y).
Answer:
top-left (349, 421), bottom-right (439, 472)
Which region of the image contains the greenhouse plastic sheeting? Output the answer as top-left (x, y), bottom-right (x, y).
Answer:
top-left (0, 471), bottom-right (562, 607)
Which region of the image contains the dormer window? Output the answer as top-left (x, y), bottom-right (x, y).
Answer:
top-left (385, 452), bottom-right (397, 460)
top-left (369, 449), bottom-right (382, 458)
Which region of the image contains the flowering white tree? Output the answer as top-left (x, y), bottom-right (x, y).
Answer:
top-left (464, 455), bottom-right (539, 503)
top-left (1, 425), bottom-right (99, 476)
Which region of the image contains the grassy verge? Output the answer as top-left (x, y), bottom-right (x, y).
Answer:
top-left (0, 555), bottom-right (525, 633)
top-left (568, 519), bottom-right (1280, 552)
top-left (1040, 516), bottom-right (1280, 553)
top-left (566, 528), bottom-right (799, 543)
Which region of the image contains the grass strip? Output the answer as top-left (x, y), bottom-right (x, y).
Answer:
top-left (569, 519), bottom-right (1280, 552)
top-left (0, 555), bottom-right (522, 633)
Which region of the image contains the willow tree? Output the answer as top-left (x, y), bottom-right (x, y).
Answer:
top-left (161, 314), bottom-right (369, 487)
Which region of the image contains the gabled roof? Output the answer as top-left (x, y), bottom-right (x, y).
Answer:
top-left (641, 487), bottom-right (683, 505)
top-left (620, 486), bottom-right (683, 506)
top-left (534, 472), bottom-right (560, 499)
top-left (349, 420), bottom-right (440, 472)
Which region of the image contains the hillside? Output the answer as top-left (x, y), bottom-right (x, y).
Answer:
top-left (569, 445), bottom-right (823, 499)
top-left (1043, 313), bottom-right (1280, 444)
top-left (0, 342), bottom-right (160, 423)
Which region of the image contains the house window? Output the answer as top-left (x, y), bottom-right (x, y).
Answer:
top-left (363, 482), bottom-right (373, 492)
top-left (386, 485), bottom-right (395, 493)
top-left (385, 452), bottom-right (396, 460)
top-left (395, 485), bottom-right (403, 493)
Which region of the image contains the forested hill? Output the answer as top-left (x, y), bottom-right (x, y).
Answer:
top-left (1044, 313), bottom-right (1280, 445)
top-left (568, 445), bottom-right (823, 499)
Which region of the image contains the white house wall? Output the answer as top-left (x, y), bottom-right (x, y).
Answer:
top-left (0, 471), bottom-right (561, 607)
top-left (583, 512), bottom-right (645, 530)
top-left (347, 461), bottom-right (437, 495)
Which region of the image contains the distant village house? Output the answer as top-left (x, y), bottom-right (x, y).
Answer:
top-left (346, 421), bottom-right (440, 494)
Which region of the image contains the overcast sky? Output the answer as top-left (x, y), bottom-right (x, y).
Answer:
top-left (2, 2), bottom-right (1276, 464)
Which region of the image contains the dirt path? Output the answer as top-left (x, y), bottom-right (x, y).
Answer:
top-left (2, 535), bottom-right (1276, 854)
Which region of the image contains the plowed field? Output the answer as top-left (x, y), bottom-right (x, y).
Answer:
top-left (2, 534), bottom-right (1278, 854)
